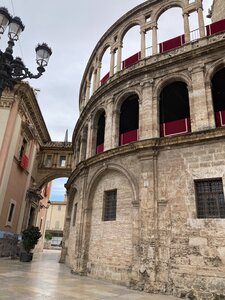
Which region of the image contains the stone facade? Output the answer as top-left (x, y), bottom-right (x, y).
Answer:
top-left (211, 0), bottom-right (225, 22)
top-left (63, 0), bottom-right (225, 299)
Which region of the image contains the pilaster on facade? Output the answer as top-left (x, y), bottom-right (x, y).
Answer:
top-left (139, 80), bottom-right (155, 140)
top-left (189, 65), bottom-right (211, 132)
top-left (104, 98), bottom-right (114, 150)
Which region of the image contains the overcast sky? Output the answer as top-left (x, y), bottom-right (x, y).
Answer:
top-left (1, 0), bottom-right (213, 200)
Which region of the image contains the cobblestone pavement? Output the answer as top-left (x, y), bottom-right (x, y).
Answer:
top-left (0, 249), bottom-right (179, 300)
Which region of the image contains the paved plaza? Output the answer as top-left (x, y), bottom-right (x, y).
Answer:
top-left (0, 250), bottom-right (179, 300)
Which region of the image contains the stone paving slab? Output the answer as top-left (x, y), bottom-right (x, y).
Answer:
top-left (0, 250), bottom-right (179, 300)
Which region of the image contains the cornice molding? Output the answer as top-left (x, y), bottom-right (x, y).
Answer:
top-left (42, 141), bottom-right (73, 150)
top-left (68, 126), bottom-right (225, 188)
top-left (15, 82), bottom-right (51, 145)
top-left (0, 89), bottom-right (15, 108)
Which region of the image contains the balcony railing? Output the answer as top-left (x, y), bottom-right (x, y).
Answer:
top-left (190, 28), bottom-right (200, 41)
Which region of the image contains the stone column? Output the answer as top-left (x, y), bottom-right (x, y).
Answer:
top-left (139, 80), bottom-right (155, 140)
top-left (93, 69), bottom-right (97, 93)
top-left (79, 129), bottom-right (88, 162)
top-left (104, 98), bottom-right (114, 150)
top-left (116, 43), bottom-right (122, 72)
top-left (86, 117), bottom-right (94, 159)
top-left (75, 142), bottom-right (80, 166)
top-left (205, 81), bottom-right (216, 129)
top-left (52, 153), bottom-right (58, 167)
top-left (111, 107), bottom-right (120, 148)
top-left (72, 170), bottom-right (89, 274)
top-left (152, 95), bottom-right (159, 138)
top-left (110, 48), bottom-right (115, 76)
top-left (96, 61), bottom-right (101, 89)
top-left (152, 25), bottom-right (158, 55)
top-left (85, 81), bottom-right (91, 104)
top-left (183, 12), bottom-right (190, 43)
top-left (189, 66), bottom-right (210, 132)
top-left (198, 7), bottom-right (205, 38)
top-left (141, 29), bottom-right (146, 59)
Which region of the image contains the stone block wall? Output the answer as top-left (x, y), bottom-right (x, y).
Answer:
top-left (87, 169), bottom-right (133, 284)
top-left (0, 237), bottom-right (18, 257)
top-left (153, 140), bottom-right (225, 298)
top-left (66, 136), bottom-right (225, 299)
top-left (212, 0), bottom-right (225, 23)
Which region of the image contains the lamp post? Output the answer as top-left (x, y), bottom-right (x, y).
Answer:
top-left (0, 7), bottom-right (52, 97)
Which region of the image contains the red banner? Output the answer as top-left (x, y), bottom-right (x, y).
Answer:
top-left (215, 111), bottom-right (225, 127)
top-left (100, 72), bottom-right (110, 85)
top-left (120, 129), bottom-right (138, 145)
top-left (159, 34), bottom-right (185, 53)
top-left (122, 52), bottom-right (141, 69)
top-left (206, 19), bottom-right (225, 36)
top-left (160, 118), bottom-right (191, 137)
top-left (20, 154), bottom-right (29, 170)
top-left (96, 143), bottom-right (104, 154)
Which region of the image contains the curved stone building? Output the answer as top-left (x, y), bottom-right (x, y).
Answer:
top-left (64, 0), bottom-right (225, 298)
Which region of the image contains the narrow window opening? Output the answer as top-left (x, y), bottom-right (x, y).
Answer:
top-left (103, 190), bottom-right (117, 221)
top-left (73, 203), bottom-right (78, 226)
top-left (19, 138), bottom-right (27, 160)
top-left (45, 155), bottom-right (52, 167)
top-left (59, 156), bottom-right (66, 167)
top-left (7, 203), bottom-right (15, 223)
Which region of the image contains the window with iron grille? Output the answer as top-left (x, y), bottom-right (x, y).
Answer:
top-left (103, 190), bottom-right (117, 221)
top-left (195, 178), bottom-right (225, 218)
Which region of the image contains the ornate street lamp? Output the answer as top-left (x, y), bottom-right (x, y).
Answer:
top-left (0, 7), bottom-right (52, 97)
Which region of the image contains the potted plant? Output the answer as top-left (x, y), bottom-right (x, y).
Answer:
top-left (20, 226), bottom-right (41, 262)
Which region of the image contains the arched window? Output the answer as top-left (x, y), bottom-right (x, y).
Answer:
top-left (96, 112), bottom-right (105, 154)
top-left (100, 47), bottom-right (111, 85)
top-left (160, 81), bottom-right (191, 137)
top-left (212, 68), bottom-right (225, 127)
top-left (122, 25), bottom-right (141, 69)
top-left (119, 95), bottom-right (139, 145)
top-left (157, 7), bottom-right (185, 53)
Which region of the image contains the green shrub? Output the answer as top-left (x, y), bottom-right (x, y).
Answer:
top-left (22, 226), bottom-right (41, 253)
top-left (45, 230), bottom-right (52, 241)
